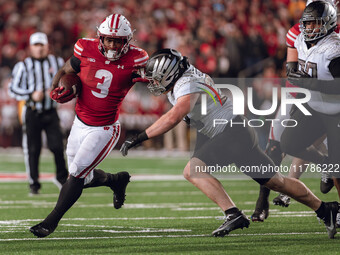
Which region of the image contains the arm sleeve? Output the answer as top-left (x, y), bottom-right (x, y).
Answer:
top-left (329, 56), bottom-right (340, 78)
top-left (70, 55), bottom-right (81, 73)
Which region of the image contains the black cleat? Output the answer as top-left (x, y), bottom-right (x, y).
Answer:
top-left (212, 210), bottom-right (250, 237)
top-left (321, 202), bottom-right (339, 239)
top-left (273, 193), bottom-right (290, 207)
top-left (251, 208), bottom-right (269, 222)
top-left (110, 171), bottom-right (131, 209)
top-left (29, 187), bottom-right (40, 196)
top-left (320, 172), bottom-right (334, 194)
top-left (29, 222), bottom-right (57, 238)
top-left (251, 193), bottom-right (269, 222)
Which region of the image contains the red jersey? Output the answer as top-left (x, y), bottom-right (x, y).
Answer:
top-left (73, 38), bottom-right (148, 126)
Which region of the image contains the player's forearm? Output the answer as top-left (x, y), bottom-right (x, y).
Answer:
top-left (146, 114), bottom-right (182, 139)
top-left (51, 59), bottom-right (77, 90)
top-left (51, 68), bottom-right (66, 90)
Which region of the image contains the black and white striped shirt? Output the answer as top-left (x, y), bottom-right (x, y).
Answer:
top-left (9, 54), bottom-right (64, 112)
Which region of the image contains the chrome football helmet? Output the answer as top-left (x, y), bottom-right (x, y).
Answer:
top-left (300, 1), bottom-right (337, 42)
top-left (145, 49), bottom-right (189, 96)
top-left (306, 0), bottom-right (338, 9)
top-left (97, 14), bottom-right (133, 61)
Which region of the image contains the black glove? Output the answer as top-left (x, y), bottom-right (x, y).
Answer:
top-left (286, 62), bottom-right (298, 77)
top-left (120, 131), bottom-right (149, 156)
top-left (287, 69), bottom-right (313, 88)
top-left (132, 68), bottom-right (149, 84)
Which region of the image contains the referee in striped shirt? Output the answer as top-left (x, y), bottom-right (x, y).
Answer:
top-left (9, 32), bottom-right (68, 195)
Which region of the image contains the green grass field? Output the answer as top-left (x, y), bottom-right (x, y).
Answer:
top-left (0, 151), bottom-right (339, 254)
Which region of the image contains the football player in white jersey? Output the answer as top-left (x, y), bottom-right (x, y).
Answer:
top-left (120, 48), bottom-right (339, 238)
top-left (251, 0), bottom-right (339, 222)
top-left (283, 1), bottom-right (340, 200)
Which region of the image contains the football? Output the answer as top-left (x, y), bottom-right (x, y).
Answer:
top-left (58, 73), bottom-right (82, 96)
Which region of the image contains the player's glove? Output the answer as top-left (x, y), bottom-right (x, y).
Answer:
top-left (50, 87), bottom-right (75, 104)
top-left (120, 131), bottom-right (149, 156)
top-left (287, 69), bottom-right (314, 88)
top-left (132, 67), bottom-right (149, 84)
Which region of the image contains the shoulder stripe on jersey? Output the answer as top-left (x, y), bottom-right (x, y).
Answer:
top-left (286, 33), bottom-right (296, 42)
top-left (75, 41), bottom-right (84, 50)
top-left (82, 38), bottom-right (95, 41)
top-left (74, 49), bottom-right (82, 56)
top-left (129, 45), bottom-right (142, 51)
top-left (287, 30), bottom-right (297, 39)
top-left (74, 41), bottom-right (83, 57)
top-left (75, 43), bottom-right (83, 52)
top-left (286, 42), bottom-right (294, 48)
top-left (134, 55), bottom-right (149, 63)
top-left (136, 60), bottom-right (148, 66)
top-left (286, 35), bottom-right (296, 46)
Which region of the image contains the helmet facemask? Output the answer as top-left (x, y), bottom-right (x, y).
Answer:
top-left (98, 35), bottom-right (130, 61)
top-left (300, 18), bottom-right (328, 42)
top-left (146, 79), bottom-right (166, 96)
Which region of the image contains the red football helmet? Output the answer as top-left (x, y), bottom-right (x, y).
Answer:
top-left (97, 14), bottom-right (133, 61)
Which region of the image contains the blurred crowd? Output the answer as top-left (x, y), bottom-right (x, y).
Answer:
top-left (0, 0), bottom-right (309, 148)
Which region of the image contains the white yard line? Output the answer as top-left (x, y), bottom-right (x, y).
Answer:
top-left (0, 232), bottom-right (328, 242)
top-left (0, 212), bottom-right (316, 226)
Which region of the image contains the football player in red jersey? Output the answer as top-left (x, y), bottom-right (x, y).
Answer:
top-left (30, 14), bottom-right (149, 238)
top-left (251, 0), bottom-right (340, 222)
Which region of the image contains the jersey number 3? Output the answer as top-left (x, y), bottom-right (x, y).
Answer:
top-left (92, 69), bottom-right (113, 98)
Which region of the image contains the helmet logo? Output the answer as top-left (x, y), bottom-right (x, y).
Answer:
top-left (109, 14), bottom-right (121, 31)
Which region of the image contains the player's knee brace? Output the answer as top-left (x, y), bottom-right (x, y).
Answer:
top-left (265, 140), bottom-right (284, 166)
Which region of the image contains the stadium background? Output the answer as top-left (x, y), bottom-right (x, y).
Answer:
top-left (2, 1), bottom-right (340, 252)
top-left (0, 0), bottom-right (309, 150)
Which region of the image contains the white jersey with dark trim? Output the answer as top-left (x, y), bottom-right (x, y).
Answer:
top-left (167, 65), bottom-right (234, 138)
top-left (294, 32), bottom-right (340, 114)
